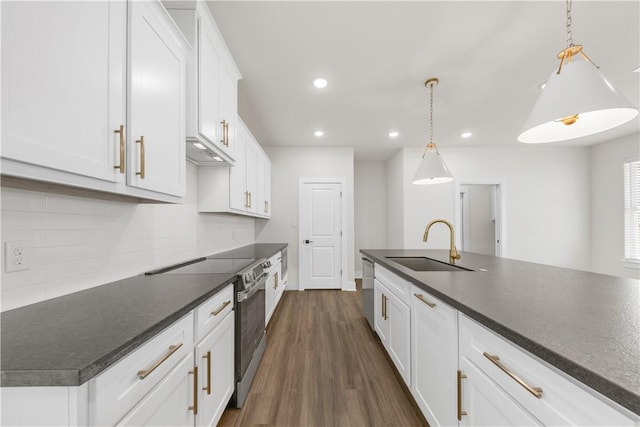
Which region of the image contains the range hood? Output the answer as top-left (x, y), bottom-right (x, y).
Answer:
top-left (186, 138), bottom-right (235, 166)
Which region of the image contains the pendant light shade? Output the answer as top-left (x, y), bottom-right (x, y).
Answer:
top-left (519, 0), bottom-right (638, 144)
top-left (518, 55), bottom-right (638, 143)
top-left (412, 77), bottom-right (454, 185)
top-left (413, 143), bottom-right (453, 185)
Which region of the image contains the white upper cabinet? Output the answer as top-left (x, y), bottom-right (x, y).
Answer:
top-left (1, 0), bottom-right (186, 203)
top-left (1, 1), bottom-right (126, 183)
top-left (127, 0), bottom-right (186, 198)
top-left (166, 2), bottom-right (240, 165)
top-left (198, 118), bottom-right (272, 219)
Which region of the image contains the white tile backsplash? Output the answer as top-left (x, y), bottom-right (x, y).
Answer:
top-left (1, 162), bottom-right (255, 311)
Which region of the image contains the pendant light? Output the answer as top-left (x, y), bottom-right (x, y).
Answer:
top-left (413, 77), bottom-right (453, 185)
top-left (518, 0), bottom-right (638, 144)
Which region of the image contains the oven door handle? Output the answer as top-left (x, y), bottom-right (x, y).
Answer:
top-left (237, 275), bottom-right (267, 302)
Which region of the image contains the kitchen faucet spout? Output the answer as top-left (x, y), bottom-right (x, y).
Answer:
top-left (423, 219), bottom-right (461, 264)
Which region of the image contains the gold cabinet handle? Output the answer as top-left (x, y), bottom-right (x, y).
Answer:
top-left (274, 272), bottom-right (279, 290)
top-left (202, 351), bottom-right (211, 395)
top-left (211, 300), bottom-right (231, 316)
top-left (189, 366), bottom-right (198, 414)
top-left (114, 125), bottom-right (125, 173)
top-left (136, 136), bottom-right (145, 179)
top-left (457, 370), bottom-right (468, 420)
top-left (483, 352), bottom-right (543, 398)
top-left (244, 191), bottom-right (249, 208)
top-left (382, 294), bottom-right (388, 320)
top-left (220, 120), bottom-right (229, 146)
top-left (414, 293), bottom-right (436, 308)
top-left (137, 343), bottom-right (183, 379)
top-left (264, 200), bottom-right (269, 213)
top-left (248, 192), bottom-right (252, 208)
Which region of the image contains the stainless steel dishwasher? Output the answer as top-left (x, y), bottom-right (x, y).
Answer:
top-left (362, 256), bottom-right (375, 330)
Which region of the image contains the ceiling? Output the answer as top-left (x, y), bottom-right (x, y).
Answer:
top-left (207, 1), bottom-right (640, 161)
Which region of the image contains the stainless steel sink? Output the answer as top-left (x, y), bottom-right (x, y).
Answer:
top-left (386, 257), bottom-right (473, 272)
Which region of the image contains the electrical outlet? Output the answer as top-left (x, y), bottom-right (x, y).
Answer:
top-left (5, 241), bottom-right (31, 273)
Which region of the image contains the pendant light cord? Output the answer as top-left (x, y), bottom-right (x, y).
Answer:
top-left (429, 82), bottom-right (434, 146)
top-left (566, 0), bottom-right (574, 48)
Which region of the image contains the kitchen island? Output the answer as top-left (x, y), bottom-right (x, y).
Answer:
top-left (362, 249), bottom-right (640, 419)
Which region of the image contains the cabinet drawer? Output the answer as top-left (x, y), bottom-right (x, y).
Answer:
top-left (375, 264), bottom-right (411, 306)
top-left (89, 314), bottom-right (194, 426)
top-left (459, 314), bottom-right (637, 426)
top-left (195, 284), bottom-right (234, 342)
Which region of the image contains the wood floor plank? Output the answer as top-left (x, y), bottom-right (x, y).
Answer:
top-left (218, 289), bottom-right (428, 427)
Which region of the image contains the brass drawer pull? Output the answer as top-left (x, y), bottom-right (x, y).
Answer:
top-left (248, 191), bottom-right (252, 208)
top-left (202, 351), bottom-right (211, 395)
top-left (457, 370), bottom-right (467, 420)
top-left (136, 136), bottom-right (145, 179)
top-left (114, 125), bottom-right (125, 173)
top-left (244, 191), bottom-right (250, 208)
top-left (137, 343), bottom-right (183, 379)
top-left (211, 300), bottom-right (231, 316)
top-left (483, 352), bottom-right (543, 399)
top-left (189, 366), bottom-right (198, 414)
top-left (414, 293), bottom-right (436, 308)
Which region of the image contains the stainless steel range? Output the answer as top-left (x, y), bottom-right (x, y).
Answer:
top-left (229, 258), bottom-right (268, 408)
top-left (146, 256), bottom-right (270, 408)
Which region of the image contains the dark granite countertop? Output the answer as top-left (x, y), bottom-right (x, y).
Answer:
top-left (361, 249), bottom-right (640, 416)
top-left (208, 243), bottom-right (287, 260)
top-left (0, 244), bottom-right (286, 387)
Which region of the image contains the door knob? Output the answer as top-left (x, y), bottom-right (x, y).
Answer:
top-left (304, 240), bottom-right (313, 244)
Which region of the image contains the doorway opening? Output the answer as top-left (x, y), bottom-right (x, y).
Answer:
top-left (455, 182), bottom-right (505, 257)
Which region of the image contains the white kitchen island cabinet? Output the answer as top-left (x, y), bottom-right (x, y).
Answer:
top-left (1, 0), bottom-right (186, 203)
top-left (366, 255), bottom-right (639, 427)
top-left (373, 268), bottom-right (411, 386)
top-left (410, 285), bottom-right (458, 427)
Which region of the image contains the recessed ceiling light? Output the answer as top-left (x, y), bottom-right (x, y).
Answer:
top-left (193, 142), bottom-right (207, 150)
top-left (211, 156), bottom-right (223, 162)
top-left (314, 130), bottom-right (324, 137)
top-left (388, 131), bottom-right (399, 138)
top-left (633, 66), bottom-right (640, 73)
top-left (461, 132), bottom-right (473, 138)
top-left (313, 78), bottom-right (328, 89)
top-left (539, 81), bottom-right (547, 89)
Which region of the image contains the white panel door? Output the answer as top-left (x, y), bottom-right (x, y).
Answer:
top-left (300, 182), bottom-right (342, 289)
top-left (1, 1), bottom-right (126, 182)
top-left (127, 0), bottom-right (185, 197)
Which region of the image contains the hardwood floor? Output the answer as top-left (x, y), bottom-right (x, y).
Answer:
top-left (219, 289), bottom-right (427, 427)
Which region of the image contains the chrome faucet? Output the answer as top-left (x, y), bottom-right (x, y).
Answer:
top-left (423, 219), bottom-right (461, 264)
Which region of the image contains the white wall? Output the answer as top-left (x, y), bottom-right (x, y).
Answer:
top-left (591, 132), bottom-right (640, 279)
top-left (386, 149), bottom-right (404, 249)
top-left (392, 146), bottom-right (592, 271)
top-left (255, 146), bottom-right (355, 291)
top-left (1, 162), bottom-right (255, 311)
top-left (354, 161), bottom-right (387, 277)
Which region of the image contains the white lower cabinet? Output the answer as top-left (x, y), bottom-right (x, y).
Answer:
top-left (1, 286), bottom-right (236, 427)
top-left (374, 278), bottom-right (411, 385)
top-left (266, 252), bottom-right (284, 326)
top-left (195, 312), bottom-right (234, 427)
top-left (371, 262), bottom-right (639, 427)
top-left (410, 285), bottom-right (458, 427)
top-left (458, 313), bottom-right (638, 427)
top-left (116, 354), bottom-right (196, 427)
top-left (458, 356), bottom-right (543, 427)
